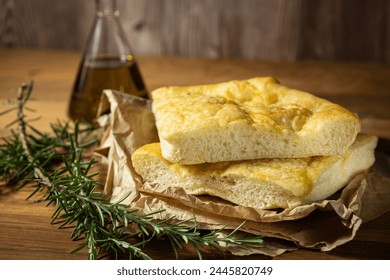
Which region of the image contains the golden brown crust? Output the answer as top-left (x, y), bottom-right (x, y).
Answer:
top-left (152, 77), bottom-right (360, 164)
top-left (131, 135), bottom-right (377, 209)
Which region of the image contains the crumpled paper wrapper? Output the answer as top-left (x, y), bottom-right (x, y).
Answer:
top-left (96, 90), bottom-right (390, 257)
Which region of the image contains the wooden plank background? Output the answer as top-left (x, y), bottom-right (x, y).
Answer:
top-left (0, 0), bottom-right (390, 62)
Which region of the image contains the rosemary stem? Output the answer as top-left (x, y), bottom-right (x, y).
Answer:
top-left (4, 82), bottom-right (264, 260)
top-left (17, 83), bottom-right (52, 186)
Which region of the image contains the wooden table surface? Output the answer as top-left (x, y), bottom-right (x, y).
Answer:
top-left (0, 49), bottom-right (389, 260)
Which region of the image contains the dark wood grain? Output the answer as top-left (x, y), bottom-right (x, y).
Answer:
top-left (297, 0), bottom-right (390, 62)
top-left (0, 49), bottom-right (389, 259)
top-left (1, 0), bottom-right (389, 62)
top-left (0, 0), bottom-right (93, 49)
top-left (0, 187), bottom-right (389, 260)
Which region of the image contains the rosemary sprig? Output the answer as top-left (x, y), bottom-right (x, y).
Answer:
top-left (0, 82), bottom-right (263, 260)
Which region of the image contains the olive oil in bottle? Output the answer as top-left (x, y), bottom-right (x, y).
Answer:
top-left (68, 56), bottom-right (147, 123)
top-left (68, 0), bottom-right (148, 123)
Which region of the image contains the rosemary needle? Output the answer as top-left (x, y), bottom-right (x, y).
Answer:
top-left (0, 82), bottom-right (263, 260)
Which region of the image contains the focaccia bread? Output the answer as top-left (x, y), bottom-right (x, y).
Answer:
top-left (131, 134), bottom-right (377, 210)
top-left (151, 77), bottom-right (361, 164)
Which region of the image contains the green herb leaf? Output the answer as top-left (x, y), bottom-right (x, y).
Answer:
top-left (0, 82), bottom-right (264, 260)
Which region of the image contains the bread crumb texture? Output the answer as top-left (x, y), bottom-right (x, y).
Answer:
top-left (131, 135), bottom-right (377, 209)
top-left (152, 77), bottom-right (361, 164)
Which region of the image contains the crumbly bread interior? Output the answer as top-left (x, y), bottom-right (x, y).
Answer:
top-left (152, 77), bottom-right (361, 164)
top-left (131, 134), bottom-right (377, 209)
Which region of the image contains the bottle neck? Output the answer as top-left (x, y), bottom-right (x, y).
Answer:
top-left (95, 0), bottom-right (118, 16)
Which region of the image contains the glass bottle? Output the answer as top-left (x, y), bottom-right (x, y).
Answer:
top-left (68, 0), bottom-right (148, 123)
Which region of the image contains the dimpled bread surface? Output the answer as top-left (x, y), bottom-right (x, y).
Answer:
top-left (151, 77), bottom-right (361, 164)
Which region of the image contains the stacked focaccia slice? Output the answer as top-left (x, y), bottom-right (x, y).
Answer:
top-left (131, 77), bottom-right (377, 209)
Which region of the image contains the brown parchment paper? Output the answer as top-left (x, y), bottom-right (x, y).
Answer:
top-left (96, 90), bottom-right (390, 257)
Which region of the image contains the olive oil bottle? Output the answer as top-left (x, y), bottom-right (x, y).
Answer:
top-left (68, 0), bottom-right (148, 123)
top-left (69, 56), bottom-right (147, 123)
